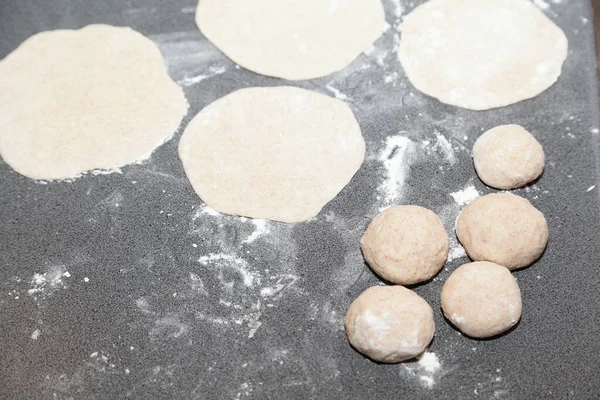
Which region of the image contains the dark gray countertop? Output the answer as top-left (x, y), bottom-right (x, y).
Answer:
top-left (1, 0), bottom-right (600, 399)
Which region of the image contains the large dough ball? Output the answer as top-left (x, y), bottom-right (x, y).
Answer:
top-left (456, 193), bottom-right (548, 269)
top-left (360, 206), bottom-right (449, 285)
top-left (473, 125), bottom-right (545, 189)
top-left (441, 261), bottom-right (522, 338)
top-left (345, 285), bottom-right (435, 363)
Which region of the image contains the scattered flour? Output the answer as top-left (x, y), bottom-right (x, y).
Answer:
top-left (28, 265), bottom-right (69, 299)
top-left (31, 329), bottom-right (41, 340)
top-left (325, 84), bottom-right (350, 100)
top-left (434, 132), bottom-right (456, 165)
top-left (378, 135), bottom-right (415, 209)
top-left (389, 0), bottom-right (405, 18)
top-left (447, 245), bottom-right (467, 262)
top-left (198, 253), bottom-right (257, 287)
top-left (403, 351), bottom-right (442, 389)
top-left (586, 185), bottom-right (595, 192)
top-left (450, 185), bottom-right (480, 206)
top-left (243, 220), bottom-right (270, 244)
top-left (418, 351), bottom-right (441, 373)
top-left (532, 0), bottom-right (550, 10)
top-left (178, 65), bottom-right (228, 87)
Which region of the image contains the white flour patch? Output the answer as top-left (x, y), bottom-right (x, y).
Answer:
top-left (178, 65), bottom-right (227, 87)
top-left (325, 84), bottom-right (350, 100)
top-left (586, 185), bottom-right (595, 192)
top-left (532, 0), bottom-right (550, 9)
top-left (450, 185), bottom-right (480, 206)
top-left (434, 132), bottom-right (456, 165)
top-left (198, 253), bottom-right (258, 287)
top-left (447, 245), bottom-right (467, 262)
top-left (403, 351), bottom-right (442, 389)
top-left (377, 135), bottom-right (415, 210)
top-left (243, 219), bottom-right (270, 244)
top-left (28, 265), bottom-right (69, 300)
top-left (31, 329), bottom-right (41, 340)
top-left (418, 351), bottom-right (441, 373)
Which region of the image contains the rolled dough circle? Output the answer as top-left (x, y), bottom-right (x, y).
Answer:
top-left (360, 206), bottom-right (449, 285)
top-left (344, 285), bottom-right (435, 363)
top-left (441, 261), bottom-right (522, 338)
top-left (178, 86), bottom-right (366, 223)
top-left (473, 124), bottom-right (545, 189)
top-left (398, 0), bottom-right (568, 110)
top-left (195, 0), bottom-right (385, 80)
top-left (456, 193), bottom-right (548, 269)
top-left (0, 25), bottom-right (187, 180)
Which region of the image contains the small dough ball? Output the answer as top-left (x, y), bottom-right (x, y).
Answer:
top-left (456, 193), bottom-right (548, 269)
top-left (441, 261), bottom-right (522, 338)
top-left (360, 206), bottom-right (449, 285)
top-left (345, 285), bottom-right (435, 363)
top-left (473, 125), bottom-right (545, 189)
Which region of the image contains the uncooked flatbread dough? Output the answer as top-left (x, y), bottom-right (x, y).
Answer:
top-left (360, 205), bottom-right (449, 285)
top-left (0, 25), bottom-right (187, 180)
top-left (345, 285), bottom-right (435, 363)
top-left (178, 86), bottom-right (365, 223)
top-left (398, 0), bottom-right (568, 110)
top-left (441, 261), bottom-right (522, 338)
top-left (195, 0), bottom-right (385, 80)
top-left (456, 193), bottom-right (548, 270)
top-left (473, 124), bottom-right (545, 189)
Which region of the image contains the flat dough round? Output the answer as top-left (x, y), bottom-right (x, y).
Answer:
top-left (398, 0), bottom-right (568, 110)
top-left (195, 0), bottom-right (385, 80)
top-left (0, 25), bottom-right (187, 180)
top-left (178, 86), bottom-right (365, 223)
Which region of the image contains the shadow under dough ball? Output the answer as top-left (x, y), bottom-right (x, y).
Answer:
top-left (441, 261), bottom-right (522, 338)
top-left (456, 193), bottom-right (548, 270)
top-left (345, 285), bottom-right (435, 363)
top-left (360, 205), bottom-right (449, 285)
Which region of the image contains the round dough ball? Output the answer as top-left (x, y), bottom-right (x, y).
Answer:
top-left (473, 125), bottom-right (545, 189)
top-left (345, 285), bottom-right (435, 363)
top-left (0, 25), bottom-right (187, 180)
top-left (398, 0), bottom-right (568, 110)
top-left (195, 0), bottom-right (385, 80)
top-left (360, 206), bottom-right (449, 285)
top-left (456, 193), bottom-right (548, 269)
top-left (178, 86), bottom-right (365, 222)
top-left (441, 261), bottom-right (522, 338)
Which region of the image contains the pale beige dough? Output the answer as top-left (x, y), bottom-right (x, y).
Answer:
top-left (473, 124), bottom-right (545, 189)
top-left (360, 206), bottom-right (449, 285)
top-left (178, 86), bottom-right (365, 223)
top-left (398, 0), bottom-right (568, 110)
top-left (456, 193), bottom-right (548, 269)
top-left (0, 25), bottom-right (187, 180)
top-left (195, 0), bottom-right (385, 80)
top-left (441, 261), bottom-right (522, 338)
top-left (345, 285), bottom-right (435, 363)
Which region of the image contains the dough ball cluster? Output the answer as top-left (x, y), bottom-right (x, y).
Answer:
top-left (473, 125), bottom-right (545, 189)
top-left (441, 262), bottom-right (522, 338)
top-left (360, 205), bottom-right (449, 285)
top-left (456, 193), bottom-right (548, 270)
top-left (345, 285), bottom-right (435, 363)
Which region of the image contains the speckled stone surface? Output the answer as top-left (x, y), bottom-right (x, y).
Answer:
top-left (1, 1), bottom-right (600, 399)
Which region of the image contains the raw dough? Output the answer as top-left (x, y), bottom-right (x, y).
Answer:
top-left (178, 86), bottom-right (365, 222)
top-left (345, 285), bottom-right (435, 363)
top-left (360, 206), bottom-right (449, 285)
top-left (441, 261), bottom-right (522, 338)
top-left (0, 25), bottom-right (187, 180)
top-left (456, 193), bottom-right (548, 269)
top-left (473, 124), bottom-right (545, 189)
top-left (398, 0), bottom-right (568, 110)
top-left (195, 0), bottom-right (385, 80)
